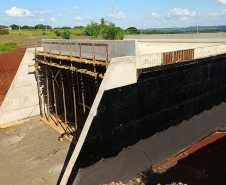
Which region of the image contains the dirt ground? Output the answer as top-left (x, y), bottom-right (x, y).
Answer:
top-left (0, 48), bottom-right (26, 106)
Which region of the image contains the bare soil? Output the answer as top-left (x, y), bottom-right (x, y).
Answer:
top-left (0, 48), bottom-right (26, 106)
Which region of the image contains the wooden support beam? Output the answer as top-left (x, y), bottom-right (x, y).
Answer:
top-left (46, 68), bottom-right (50, 122)
top-left (72, 72), bottom-right (78, 131)
top-left (87, 75), bottom-right (92, 107)
top-left (35, 66), bottom-right (44, 118)
top-left (61, 70), bottom-right (67, 125)
top-left (80, 73), bottom-right (86, 114)
top-left (78, 102), bottom-right (91, 110)
top-left (51, 70), bottom-right (59, 126)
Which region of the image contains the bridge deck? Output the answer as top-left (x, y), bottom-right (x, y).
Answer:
top-left (138, 42), bottom-right (224, 55)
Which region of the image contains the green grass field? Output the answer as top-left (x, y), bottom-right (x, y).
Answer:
top-left (7, 28), bottom-right (85, 38)
top-left (0, 41), bottom-right (19, 53)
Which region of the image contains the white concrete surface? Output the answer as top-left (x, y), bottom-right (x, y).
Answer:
top-left (0, 48), bottom-right (40, 128)
top-left (194, 45), bottom-right (226, 59)
top-left (124, 32), bottom-right (226, 42)
top-left (138, 42), bottom-right (223, 55)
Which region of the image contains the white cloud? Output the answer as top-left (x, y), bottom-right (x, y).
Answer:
top-left (179, 17), bottom-right (190, 21)
top-left (50, 17), bottom-right (57, 22)
top-left (74, 17), bottom-right (85, 21)
top-left (39, 18), bottom-right (45, 23)
top-left (166, 8), bottom-right (196, 18)
top-left (73, 7), bottom-right (84, 10)
top-left (69, 11), bottom-right (74, 14)
top-left (74, 14), bottom-right (93, 21)
top-left (151, 12), bottom-right (161, 19)
top-left (109, 11), bottom-right (125, 19)
top-left (218, 0), bottom-right (226, 5)
top-left (86, 14), bottom-right (92, 20)
top-left (5, 6), bottom-right (34, 17)
top-left (39, 10), bottom-right (53, 14)
top-left (57, 14), bottom-right (62, 17)
top-left (222, 9), bottom-right (226, 15)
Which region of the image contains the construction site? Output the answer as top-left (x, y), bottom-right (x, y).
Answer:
top-left (1, 33), bottom-right (226, 185)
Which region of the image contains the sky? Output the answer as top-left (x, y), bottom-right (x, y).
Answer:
top-left (0, 0), bottom-right (226, 29)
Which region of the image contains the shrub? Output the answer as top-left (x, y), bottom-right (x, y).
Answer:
top-left (84, 22), bottom-right (101, 38)
top-left (0, 41), bottom-right (19, 53)
top-left (62, 29), bottom-right (71, 39)
top-left (0, 28), bottom-right (9, 35)
top-left (54, 30), bottom-right (61, 36)
top-left (101, 23), bottom-right (124, 40)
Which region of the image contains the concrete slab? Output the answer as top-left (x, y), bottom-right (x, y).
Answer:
top-left (138, 42), bottom-right (224, 55)
top-left (0, 118), bottom-right (72, 185)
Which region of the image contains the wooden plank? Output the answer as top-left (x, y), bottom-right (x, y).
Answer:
top-left (35, 66), bottom-right (43, 118)
top-left (61, 71), bottom-right (67, 125)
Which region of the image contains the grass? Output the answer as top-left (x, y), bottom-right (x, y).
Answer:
top-left (8, 28), bottom-right (86, 38)
top-left (0, 41), bottom-right (19, 53)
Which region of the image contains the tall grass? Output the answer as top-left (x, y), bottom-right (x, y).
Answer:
top-left (0, 41), bottom-right (19, 53)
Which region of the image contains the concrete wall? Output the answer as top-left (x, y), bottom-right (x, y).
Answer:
top-left (0, 48), bottom-right (40, 128)
top-left (41, 39), bottom-right (139, 59)
top-left (136, 44), bottom-right (226, 69)
top-left (124, 33), bottom-right (226, 43)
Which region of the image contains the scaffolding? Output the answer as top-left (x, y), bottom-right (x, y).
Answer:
top-left (34, 41), bottom-right (109, 139)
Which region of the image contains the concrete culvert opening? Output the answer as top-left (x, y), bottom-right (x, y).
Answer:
top-left (35, 41), bottom-right (109, 140)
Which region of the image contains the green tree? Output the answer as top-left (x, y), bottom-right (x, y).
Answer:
top-left (0, 25), bottom-right (7, 29)
top-left (101, 23), bottom-right (124, 40)
top-left (34, 24), bottom-right (52, 29)
top-left (101, 18), bottom-right (105, 27)
top-left (84, 22), bottom-right (101, 38)
top-left (62, 29), bottom-right (71, 39)
top-left (10, 24), bottom-right (19, 30)
top-left (21, 25), bottom-right (30, 29)
top-left (61, 26), bottom-right (71, 29)
top-left (126, 27), bottom-right (140, 34)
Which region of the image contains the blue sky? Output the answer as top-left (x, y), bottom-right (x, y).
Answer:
top-left (1, 0), bottom-right (226, 29)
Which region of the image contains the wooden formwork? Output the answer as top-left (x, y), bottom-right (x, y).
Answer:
top-left (34, 41), bottom-right (109, 138)
top-left (162, 49), bottom-right (194, 65)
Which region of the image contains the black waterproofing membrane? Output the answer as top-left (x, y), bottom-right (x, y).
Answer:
top-left (72, 54), bottom-right (226, 185)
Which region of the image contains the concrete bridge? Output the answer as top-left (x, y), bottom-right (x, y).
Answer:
top-left (1, 33), bottom-right (226, 185)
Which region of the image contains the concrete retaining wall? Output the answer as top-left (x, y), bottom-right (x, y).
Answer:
top-left (0, 48), bottom-right (40, 128)
top-left (124, 33), bottom-right (226, 43)
top-left (41, 39), bottom-right (139, 59)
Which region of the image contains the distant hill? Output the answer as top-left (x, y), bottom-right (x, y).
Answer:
top-left (145, 25), bottom-right (226, 32)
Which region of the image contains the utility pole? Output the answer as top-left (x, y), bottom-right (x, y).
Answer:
top-left (46, 25), bottom-right (47, 33)
top-left (197, 25), bottom-right (198, 34)
top-left (19, 25), bottom-right (21, 33)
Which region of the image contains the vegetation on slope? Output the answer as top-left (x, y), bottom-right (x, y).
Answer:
top-left (0, 41), bottom-right (19, 53)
